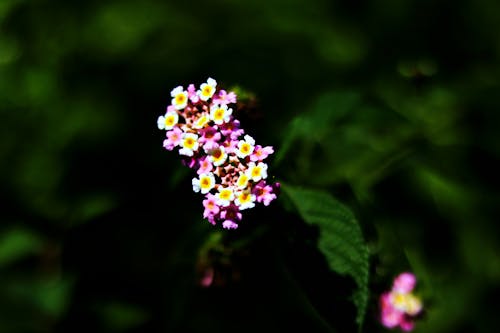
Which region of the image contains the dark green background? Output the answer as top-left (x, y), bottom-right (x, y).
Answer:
top-left (1, 0), bottom-right (499, 332)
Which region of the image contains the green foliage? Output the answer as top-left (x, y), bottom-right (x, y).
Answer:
top-left (281, 183), bottom-right (370, 329)
top-left (0, 228), bottom-right (43, 267)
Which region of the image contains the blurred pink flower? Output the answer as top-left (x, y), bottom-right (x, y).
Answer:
top-left (380, 272), bottom-right (423, 331)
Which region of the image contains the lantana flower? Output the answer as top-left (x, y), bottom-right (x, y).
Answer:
top-left (171, 86), bottom-right (188, 110)
top-left (380, 272), bottom-right (423, 331)
top-left (157, 77), bottom-right (279, 229)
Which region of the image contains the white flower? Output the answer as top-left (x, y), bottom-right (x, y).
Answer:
top-left (246, 161), bottom-right (268, 182)
top-left (236, 135), bottom-right (255, 159)
top-left (157, 111), bottom-right (179, 130)
top-left (236, 172), bottom-right (250, 189)
top-left (234, 190), bottom-right (256, 210)
top-left (210, 104), bottom-right (232, 125)
top-left (208, 146), bottom-right (227, 167)
top-left (193, 114), bottom-right (210, 129)
top-left (170, 86), bottom-right (188, 110)
top-left (179, 132), bottom-right (199, 156)
top-left (197, 77), bottom-right (217, 101)
top-left (216, 186), bottom-right (234, 207)
top-left (192, 173), bottom-right (215, 194)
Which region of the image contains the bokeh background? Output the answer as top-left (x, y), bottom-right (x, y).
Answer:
top-left (1, 0), bottom-right (500, 332)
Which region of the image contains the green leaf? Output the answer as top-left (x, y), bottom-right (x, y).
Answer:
top-left (281, 183), bottom-right (370, 329)
top-left (0, 228), bottom-right (43, 267)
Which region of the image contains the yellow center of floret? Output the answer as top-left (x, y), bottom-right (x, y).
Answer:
top-left (405, 294), bottom-right (422, 315)
top-left (392, 293), bottom-right (406, 308)
top-left (251, 166), bottom-right (261, 178)
top-left (200, 176), bottom-right (212, 189)
top-left (214, 108), bottom-right (225, 120)
top-left (202, 86), bottom-right (213, 97)
top-left (184, 137), bottom-right (196, 149)
top-left (175, 93), bottom-right (186, 105)
top-left (240, 143), bottom-right (251, 154)
top-left (195, 115), bottom-right (209, 128)
top-left (219, 189), bottom-right (232, 200)
top-left (239, 191), bottom-right (251, 203)
top-left (237, 174), bottom-right (249, 188)
top-left (165, 115), bottom-right (176, 127)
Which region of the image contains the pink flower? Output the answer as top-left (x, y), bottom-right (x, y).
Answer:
top-left (222, 220), bottom-right (238, 229)
top-left (250, 145), bottom-right (274, 162)
top-left (203, 193), bottom-right (220, 219)
top-left (393, 272), bottom-right (417, 293)
top-left (213, 89), bottom-right (237, 105)
top-left (379, 272), bottom-right (423, 331)
top-left (199, 126), bottom-right (222, 151)
top-left (252, 181), bottom-right (277, 206)
top-left (163, 127), bottom-right (183, 150)
top-left (187, 84), bottom-right (200, 103)
top-left (220, 204), bottom-right (242, 225)
top-left (220, 118), bottom-right (244, 140)
top-left (197, 156), bottom-right (213, 175)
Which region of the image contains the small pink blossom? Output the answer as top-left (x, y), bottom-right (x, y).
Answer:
top-left (199, 126), bottom-right (221, 151)
top-left (393, 272), bottom-right (417, 293)
top-left (197, 156), bottom-right (213, 175)
top-left (252, 181), bottom-right (277, 206)
top-left (220, 118), bottom-right (244, 140)
top-left (379, 272), bottom-right (423, 332)
top-left (187, 84), bottom-right (200, 103)
top-left (250, 145), bottom-right (274, 162)
top-left (163, 127), bottom-right (183, 150)
top-left (203, 193), bottom-right (220, 218)
top-left (213, 89), bottom-right (237, 105)
top-left (222, 220), bottom-right (238, 229)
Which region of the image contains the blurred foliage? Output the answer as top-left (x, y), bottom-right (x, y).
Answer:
top-left (1, 0), bottom-right (500, 332)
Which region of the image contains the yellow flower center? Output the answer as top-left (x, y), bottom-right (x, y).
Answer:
top-left (202, 86), bottom-right (213, 97)
top-left (237, 174), bottom-right (249, 188)
top-left (175, 94), bottom-right (186, 104)
top-left (239, 192), bottom-right (251, 203)
top-left (240, 143), bottom-right (250, 154)
top-left (184, 137), bottom-right (195, 149)
top-left (214, 108), bottom-right (224, 120)
top-left (165, 115), bottom-right (176, 127)
top-left (200, 177), bottom-right (211, 189)
top-left (251, 166), bottom-right (261, 178)
top-left (220, 189), bottom-right (232, 200)
top-left (195, 115), bottom-right (209, 128)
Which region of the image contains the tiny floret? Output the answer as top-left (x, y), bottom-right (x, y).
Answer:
top-left (192, 173), bottom-right (216, 194)
top-left (158, 111), bottom-right (179, 130)
top-left (197, 77), bottom-right (217, 101)
top-left (236, 135), bottom-right (255, 159)
top-left (247, 161), bottom-right (268, 182)
top-left (171, 86), bottom-right (188, 110)
top-left (179, 132), bottom-right (199, 156)
top-left (210, 104), bottom-right (232, 125)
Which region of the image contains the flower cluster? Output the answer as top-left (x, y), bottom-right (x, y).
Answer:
top-left (157, 78), bottom-right (279, 229)
top-left (380, 272), bottom-right (423, 331)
